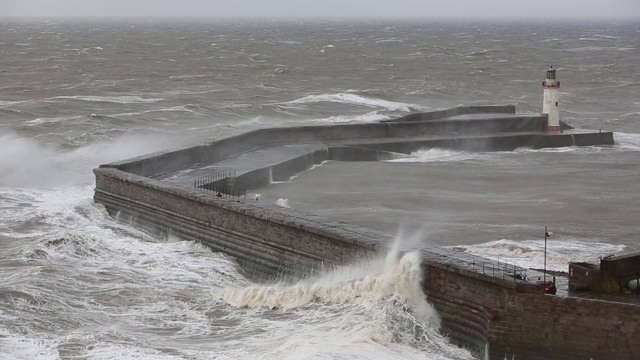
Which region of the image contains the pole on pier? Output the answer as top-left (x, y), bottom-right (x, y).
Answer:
top-left (544, 226), bottom-right (551, 284)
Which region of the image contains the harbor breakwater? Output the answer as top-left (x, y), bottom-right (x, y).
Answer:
top-left (94, 106), bottom-right (638, 360)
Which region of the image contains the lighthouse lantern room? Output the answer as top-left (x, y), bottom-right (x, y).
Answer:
top-left (542, 65), bottom-right (561, 131)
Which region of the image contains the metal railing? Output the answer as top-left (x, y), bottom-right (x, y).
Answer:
top-left (471, 258), bottom-right (528, 282)
top-left (194, 169), bottom-right (246, 199)
top-left (193, 169), bottom-right (236, 187)
top-left (198, 184), bottom-right (247, 199)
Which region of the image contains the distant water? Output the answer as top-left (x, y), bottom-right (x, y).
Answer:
top-left (1, 18), bottom-right (639, 359)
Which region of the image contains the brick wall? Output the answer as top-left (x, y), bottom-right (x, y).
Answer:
top-left (422, 260), bottom-right (640, 360)
top-left (94, 168), bottom-right (382, 279)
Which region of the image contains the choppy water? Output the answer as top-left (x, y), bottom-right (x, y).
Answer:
top-left (1, 18), bottom-right (639, 359)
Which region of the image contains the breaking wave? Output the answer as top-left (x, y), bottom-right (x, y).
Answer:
top-left (386, 148), bottom-right (485, 163)
top-left (449, 238), bottom-right (626, 272)
top-left (284, 92), bottom-right (418, 112)
top-left (218, 249), bottom-right (475, 360)
top-left (0, 131), bottom-right (185, 188)
top-left (311, 110), bottom-right (391, 124)
top-left (52, 95), bottom-right (164, 104)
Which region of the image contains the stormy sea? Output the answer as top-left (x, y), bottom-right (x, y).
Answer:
top-left (1, 17), bottom-right (639, 359)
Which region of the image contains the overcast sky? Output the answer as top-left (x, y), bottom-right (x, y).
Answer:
top-left (2, 0), bottom-right (640, 18)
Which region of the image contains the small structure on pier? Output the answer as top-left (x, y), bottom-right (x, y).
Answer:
top-left (569, 253), bottom-right (640, 293)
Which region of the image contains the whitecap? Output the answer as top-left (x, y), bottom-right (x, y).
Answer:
top-left (23, 116), bottom-right (78, 126)
top-left (284, 93), bottom-right (418, 112)
top-left (613, 132), bottom-right (640, 151)
top-left (386, 148), bottom-right (485, 163)
top-left (311, 111), bottom-right (391, 124)
top-left (0, 334), bottom-right (59, 360)
top-left (217, 249), bottom-right (475, 360)
top-left (449, 238), bottom-right (626, 272)
top-left (53, 95), bottom-right (163, 104)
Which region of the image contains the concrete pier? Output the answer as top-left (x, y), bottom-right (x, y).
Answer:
top-left (94, 106), bottom-right (634, 360)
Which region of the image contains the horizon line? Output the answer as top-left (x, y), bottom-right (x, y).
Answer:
top-left (2, 14), bottom-right (639, 20)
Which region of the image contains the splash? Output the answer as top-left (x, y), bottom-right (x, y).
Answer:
top-left (386, 148), bottom-right (484, 163)
top-left (217, 235), bottom-right (475, 359)
top-left (276, 198), bottom-right (290, 208)
top-left (0, 131), bottom-right (184, 188)
top-left (614, 132), bottom-right (640, 151)
top-left (223, 251), bottom-right (432, 314)
top-left (311, 111), bottom-right (391, 124)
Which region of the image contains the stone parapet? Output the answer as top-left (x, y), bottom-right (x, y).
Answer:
top-left (93, 106), bottom-right (623, 360)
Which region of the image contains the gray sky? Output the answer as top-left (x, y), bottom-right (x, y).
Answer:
top-left (2, 0), bottom-right (640, 18)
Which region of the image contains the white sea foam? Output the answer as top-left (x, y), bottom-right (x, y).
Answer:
top-left (23, 116), bottom-right (80, 125)
top-left (281, 161), bottom-right (329, 182)
top-left (2, 191), bottom-right (474, 360)
top-left (613, 132), bottom-right (640, 151)
top-left (217, 235), bottom-right (475, 360)
top-left (0, 334), bottom-right (59, 360)
top-left (110, 104), bottom-right (204, 119)
top-left (53, 95), bottom-right (163, 104)
top-left (311, 111), bottom-right (391, 124)
top-left (0, 100), bottom-right (28, 107)
top-left (83, 344), bottom-right (184, 360)
top-left (0, 131), bottom-right (183, 188)
top-left (1, 179), bottom-right (248, 357)
top-left (386, 148), bottom-right (485, 163)
top-left (285, 93), bottom-right (418, 112)
top-left (80, 46), bottom-right (104, 52)
top-left (449, 238), bottom-right (626, 272)
top-left (509, 132), bottom-right (640, 154)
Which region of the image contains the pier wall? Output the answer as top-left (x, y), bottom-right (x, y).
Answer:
top-left (422, 261), bottom-right (640, 360)
top-left (94, 107), bottom-right (623, 360)
top-left (109, 114), bottom-right (546, 177)
top-left (94, 164), bottom-right (640, 360)
top-left (105, 115), bottom-right (612, 191)
top-left (94, 167), bottom-right (383, 279)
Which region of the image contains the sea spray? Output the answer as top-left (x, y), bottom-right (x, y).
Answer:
top-left (0, 131), bottom-right (183, 188)
top-left (217, 248), bottom-right (475, 359)
top-left (220, 252), bottom-right (430, 311)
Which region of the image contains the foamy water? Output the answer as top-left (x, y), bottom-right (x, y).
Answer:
top-left (216, 251), bottom-right (475, 360)
top-left (0, 184), bottom-right (247, 360)
top-left (387, 148), bottom-right (487, 163)
top-left (0, 183), bottom-right (475, 360)
top-left (0, 134), bottom-right (473, 359)
top-left (448, 238), bottom-right (626, 272)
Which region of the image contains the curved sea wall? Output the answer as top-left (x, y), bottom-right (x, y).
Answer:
top-left (422, 261), bottom-right (640, 360)
top-left (105, 108), bottom-right (544, 178)
top-left (94, 106), bottom-right (626, 360)
top-left (94, 168), bottom-right (383, 279)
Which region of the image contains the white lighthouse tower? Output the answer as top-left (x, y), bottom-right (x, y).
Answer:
top-left (542, 65), bottom-right (561, 131)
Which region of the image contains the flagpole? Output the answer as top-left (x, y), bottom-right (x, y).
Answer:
top-left (544, 226), bottom-right (548, 284)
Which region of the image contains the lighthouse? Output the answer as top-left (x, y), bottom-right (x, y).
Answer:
top-left (542, 65), bottom-right (561, 131)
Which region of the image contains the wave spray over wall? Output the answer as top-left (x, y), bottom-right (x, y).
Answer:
top-left (218, 234), bottom-right (476, 360)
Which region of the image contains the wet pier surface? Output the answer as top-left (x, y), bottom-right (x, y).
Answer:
top-left (125, 109), bottom-right (620, 303)
top-left (147, 118), bottom-right (614, 299)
